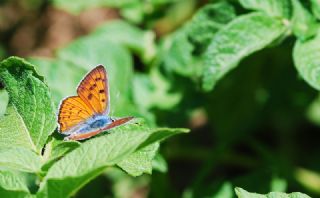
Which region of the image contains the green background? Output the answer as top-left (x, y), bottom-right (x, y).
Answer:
top-left (0, 0), bottom-right (319, 197)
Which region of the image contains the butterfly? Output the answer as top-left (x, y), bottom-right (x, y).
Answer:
top-left (57, 65), bottom-right (133, 140)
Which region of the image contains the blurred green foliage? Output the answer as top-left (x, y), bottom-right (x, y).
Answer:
top-left (0, 0), bottom-right (320, 197)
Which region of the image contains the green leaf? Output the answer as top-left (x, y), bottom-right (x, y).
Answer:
top-left (270, 176), bottom-right (287, 192)
top-left (28, 58), bottom-right (86, 105)
top-left (162, 1), bottom-right (236, 77)
top-left (49, 140), bottom-right (80, 161)
top-left (202, 12), bottom-right (287, 91)
top-left (188, 1), bottom-right (236, 51)
top-left (37, 124), bottom-right (151, 198)
top-left (311, 0), bottom-right (320, 20)
top-left (116, 125), bottom-right (188, 176)
top-left (52, 0), bottom-right (136, 14)
top-left (57, 37), bottom-right (132, 78)
top-left (152, 153), bottom-right (168, 173)
top-left (239, 0), bottom-right (291, 18)
top-left (137, 127), bottom-right (189, 149)
top-left (162, 31), bottom-right (200, 77)
top-left (0, 146), bottom-right (41, 173)
top-left (0, 57), bottom-right (56, 153)
top-left (119, 2), bottom-right (144, 24)
top-left (37, 122), bottom-right (189, 197)
top-left (291, 0), bottom-right (318, 40)
top-left (133, 68), bottom-right (182, 110)
top-left (212, 182), bottom-right (234, 198)
top-left (41, 138), bottom-right (81, 172)
top-left (0, 90), bottom-right (8, 116)
top-left (117, 126), bottom-right (188, 176)
top-left (0, 105), bottom-right (36, 150)
top-left (92, 20), bottom-right (156, 63)
top-left (117, 143), bottom-right (159, 176)
top-left (235, 187), bottom-right (311, 198)
top-left (0, 170), bottom-right (32, 198)
top-left (293, 29), bottom-right (320, 90)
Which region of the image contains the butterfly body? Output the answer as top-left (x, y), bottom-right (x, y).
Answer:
top-left (57, 65), bottom-right (133, 140)
top-left (86, 115), bottom-right (112, 129)
top-left (63, 114), bottom-right (112, 135)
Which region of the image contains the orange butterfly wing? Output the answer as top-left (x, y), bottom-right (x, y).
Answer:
top-left (58, 96), bottom-right (94, 133)
top-left (77, 65), bottom-right (109, 115)
top-left (58, 65), bottom-right (110, 133)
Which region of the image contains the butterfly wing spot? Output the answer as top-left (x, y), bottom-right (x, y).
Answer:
top-left (101, 99), bottom-right (105, 102)
top-left (89, 84), bottom-right (97, 90)
top-left (88, 94), bottom-right (93, 100)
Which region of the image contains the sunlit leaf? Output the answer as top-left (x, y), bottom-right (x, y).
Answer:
top-left (41, 138), bottom-right (81, 172)
top-left (291, 0), bottom-right (318, 40)
top-left (0, 146), bottom-right (41, 173)
top-left (133, 68), bottom-right (182, 110)
top-left (310, 0), bottom-right (320, 20)
top-left (37, 121), bottom-right (188, 197)
top-left (235, 187), bottom-right (311, 198)
top-left (92, 20), bottom-right (156, 63)
top-left (28, 58), bottom-right (85, 105)
top-left (37, 124), bottom-right (150, 198)
top-left (214, 182), bottom-right (234, 198)
top-left (188, 1), bottom-right (236, 51)
top-left (203, 12), bottom-right (287, 91)
top-left (293, 29), bottom-right (320, 90)
top-left (0, 57), bottom-right (56, 153)
top-left (117, 143), bottom-right (159, 176)
top-left (0, 170), bottom-right (32, 198)
top-left (162, 1), bottom-right (236, 77)
top-left (152, 153), bottom-right (168, 173)
top-left (0, 105), bottom-right (36, 150)
top-left (0, 90), bottom-right (8, 117)
top-left (239, 0), bottom-right (291, 18)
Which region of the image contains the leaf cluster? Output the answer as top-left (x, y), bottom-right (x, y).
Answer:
top-left (1, 0), bottom-right (320, 197)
